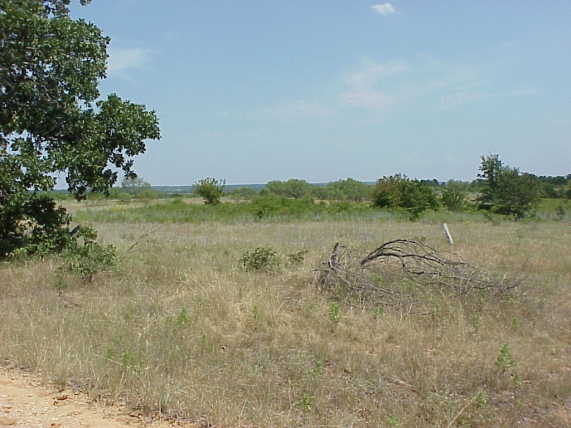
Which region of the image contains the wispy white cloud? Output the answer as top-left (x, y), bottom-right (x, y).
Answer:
top-left (107, 47), bottom-right (153, 77)
top-left (339, 56), bottom-right (538, 113)
top-left (241, 52), bottom-right (538, 121)
top-left (340, 61), bottom-right (408, 109)
top-left (371, 3), bottom-right (396, 16)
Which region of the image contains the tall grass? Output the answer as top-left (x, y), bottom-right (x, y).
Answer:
top-left (1, 219), bottom-right (570, 426)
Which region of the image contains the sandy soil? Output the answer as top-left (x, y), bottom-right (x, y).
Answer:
top-left (0, 368), bottom-right (183, 428)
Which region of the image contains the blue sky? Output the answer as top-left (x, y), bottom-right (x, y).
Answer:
top-left (71, 0), bottom-right (570, 185)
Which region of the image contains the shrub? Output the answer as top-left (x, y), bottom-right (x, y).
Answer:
top-left (441, 182), bottom-right (467, 211)
top-left (251, 195), bottom-right (315, 220)
top-left (372, 175), bottom-right (439, 219)
top-left (265, 179), bottom-right (313, 199)
top-left (193, 177), bottom-right (225, 205)
top-left (323, 178), bottom-right (371, 202)
top-left (240, 247), bottom-right (280, 272)
top-left (60, 227), bottom-right (117, 282)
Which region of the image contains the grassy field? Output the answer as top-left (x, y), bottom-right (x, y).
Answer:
top-left (1, 205), bottom-right (571, 427)
top-left (67, 196), bottom-right (571, 226)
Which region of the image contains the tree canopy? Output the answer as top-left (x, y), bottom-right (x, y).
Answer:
top-left (372, 174), bottom-right (439, 219)
top-left (477, 155), bottom-right (540, 218)
top-left (1, 0), bottom-right (161, 256)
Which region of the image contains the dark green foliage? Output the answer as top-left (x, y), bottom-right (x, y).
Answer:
top-left (540, 183), bottom-right (558, 198)
top-left (1, 193), bottom-right (73, 257)
top-left (477, 155), bottom-right (540, 219)
top-left (264, 179), bottom-right (313, 199)
top-left (193, 177), bottom-right (225, 205)
top-left (1, 0), bottom-right (160, 257)
top-left (240, 247), bottom-right (280, 272)
top-left (372, 175), bottom-right (439, 219)
top-left (535, 174), bottom-right (571, 198)
top-left (60, 226), bottom-right (117, 281)
top-left (441, 181), bottom-right (467, 211)
top-left (321, 178), bottom-right (371, 202)
top-left (477, 155), bottom-right (503, 212)
top-left (252, 195), bottom-right (314, 219)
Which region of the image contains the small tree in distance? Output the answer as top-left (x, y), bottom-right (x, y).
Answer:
top-left (477, 154), bottom-right (540, 219)
top-left (441, 181), bottom-right (467, 211)
top-left (264, 179), bottom-right (313, 199)
top-left (372, 175), bottom-right (439, 220)
top-left (194, 178), bottom-right (225, 205)
top-left (121, 176), bottom-right (158, 200)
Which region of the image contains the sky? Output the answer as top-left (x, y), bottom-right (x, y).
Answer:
top-left (70, 0), bottom-right (571, 185)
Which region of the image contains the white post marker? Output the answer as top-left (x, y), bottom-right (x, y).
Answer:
top-left (442, 223), bottom-right (454, 245)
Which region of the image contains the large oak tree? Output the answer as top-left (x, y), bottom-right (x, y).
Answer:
top-left (1, 0), bottom-right (161, 256)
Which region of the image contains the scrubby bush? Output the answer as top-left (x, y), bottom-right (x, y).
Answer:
top-left (372, 175), bottom-right (439, 219)
top-left (264, 179), bottom-right (313, 199)
top-left (194, 178), bottom-right (225, 205)
top-left (240, 247), bottom-right (280, 272)
top-left (441, 181), bottom-right (467, 211)
top-left (323, 178), bottom-right (371, 202)
top-left (251, 195), bottom-right (315, 220)
top-left (61, 240), bottom-right (117, 282)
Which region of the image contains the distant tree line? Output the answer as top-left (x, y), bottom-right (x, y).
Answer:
top-left (223, 155), bottom-right (569, 220)
top-left (48, 155), bottom-right (570, 221)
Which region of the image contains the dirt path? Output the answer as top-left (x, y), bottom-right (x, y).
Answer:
top-left (0, 368), bottom-right (180, 428)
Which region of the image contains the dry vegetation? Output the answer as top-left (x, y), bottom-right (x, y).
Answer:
top-left (1, 217), bottom-right (571, 427)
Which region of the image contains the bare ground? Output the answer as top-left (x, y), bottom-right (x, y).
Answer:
top-left (0, 367), bottom-right (184, 428)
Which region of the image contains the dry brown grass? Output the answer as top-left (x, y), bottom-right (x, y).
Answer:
top-left (1, 220), bottom-right (570, 427)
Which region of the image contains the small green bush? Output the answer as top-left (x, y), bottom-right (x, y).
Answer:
top-left (440, 184), bottom-right (466, 211)
top-left (60, 227), bottom-right (117, 282)
top-left (372, 175), bottom-right (439, 220)
top-left (240, 247), bottom-right (281, 272)
top-left (194, 177), bottom-right (225, 205)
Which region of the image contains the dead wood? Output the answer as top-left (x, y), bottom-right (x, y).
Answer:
top-left (316, 239), bottom-right (521, 308)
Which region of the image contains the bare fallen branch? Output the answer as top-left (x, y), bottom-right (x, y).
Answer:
top-left (316, 239), bottom-right (521, 308)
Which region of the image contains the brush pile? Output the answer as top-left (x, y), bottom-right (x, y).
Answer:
top-left (317, 239), bottom-right (520, 308)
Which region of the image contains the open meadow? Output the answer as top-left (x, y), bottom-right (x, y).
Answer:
top-left (1, 201), bottom-right (571, 427)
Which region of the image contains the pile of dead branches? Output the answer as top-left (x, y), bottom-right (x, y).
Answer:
top-left (316, 239), bottom-right (521, 307)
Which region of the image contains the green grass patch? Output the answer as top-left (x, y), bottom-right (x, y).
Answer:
top-left (71, 196), bottom-right (571, 225)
